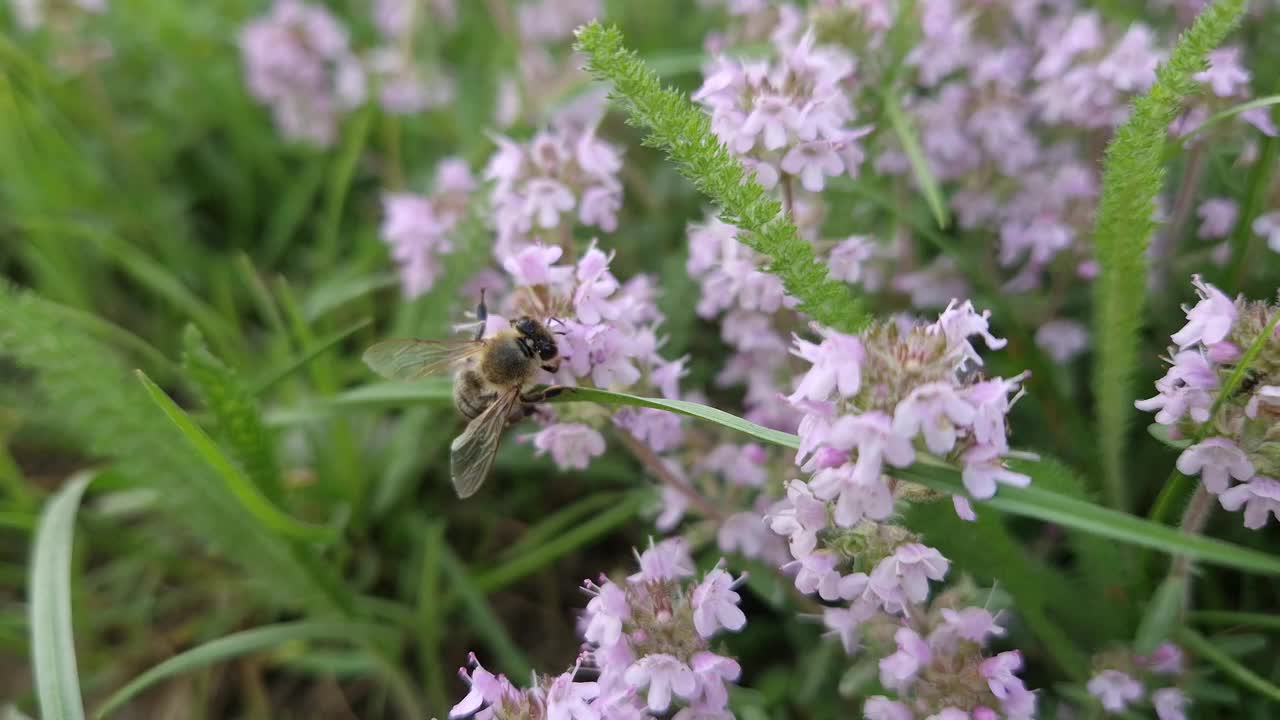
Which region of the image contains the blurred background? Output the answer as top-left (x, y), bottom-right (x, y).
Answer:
top-left (2, 0), bottom-right (1279, 718)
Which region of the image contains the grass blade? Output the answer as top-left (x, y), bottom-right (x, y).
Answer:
top-left (29, 471), bottom-right (94, 720)
top-left (135, 371), bottom-right (336, 543)
top-left (1192, 611), bottom-right (1280, 631)
top-left (883, 92), bottom-right (948, 229)
top-left (1179, 628), bottom-right (1280, 703)
top-left (438, 543), bottom-right (532, 679)
top-left (1090, 0), bottom-right (1248, 510)
top-left (94, 621), bottom-right (389, 719)
top-left (552, 387), bottom-right (800, 450)
top-left (249, 317), bottom-right (372, 395)
top-left (264, 379), bottom-right (454, 426)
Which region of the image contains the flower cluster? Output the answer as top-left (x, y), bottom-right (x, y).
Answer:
top-left (380, 158), bottom-right (475, 297)
top-left (449, 541), bottom-right (747, 719)
top-left (366, 0), bottom-right (456, 115)
top-left (1137, 276), bottom-right (1280, 529)
top-left (470, 239), bottom-right (683, 471)
top-left (1085, 643), bottom-right (1188, 719)
top-left (861, 597), bottom-right (1037, 720)
top-left (694, 30), bottom-right (870, 193)
top-left (486, 122), bottom-right (624, 256)
top-left (239, 0), bottom-right (366, 146)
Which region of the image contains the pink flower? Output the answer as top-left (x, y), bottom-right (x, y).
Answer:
top-left (961, 445), bottom-right (1031, 500)
top-left (822, 600), bottom-right (877, 654)
top-left (380, 192), bottom-right (450, 297)
top-left (787, 551), bottom-right (862, 601)
top-left (893, 382), bottom-right (976, 454)
top-left (624, 654), bottom-right (697, 713)
top-left (1137, 643), bottom-right (1184, 675)
top-left (1086, 670), bottom-right (1144, 713)
top-left (579, 186), bottom-right (621, 232)
top-left (1218, 476), bottom-right (1280, 529)
top-left (879, 627), bottom-right (931, 691)
top-left (864, 697), bottom-right (913, 720)
top-left (574, 243), bottom-right (621, 324)
top-left (629, 538), bottom-right (695, 583)
top-left (827, 236), bottom-right (880, 286)
top-left (1035, 319), bottom-right (1090, 363)
top-left (940, 607), bottom-right (1006, 644)
top-left (528, 423), bottom-right (606, 470)
top-left (1135, 350), bottom-right (1218, 425)
top-left (717, 511), bottom-right (771, 558)
top-left (1254, 211), bottom-right (1280, 254)
top-left (826, 411), bottom-right (916, 486)
top-left (966, 373), bottom-right (1028, 452)
top-left (688, 652), bottom-right (741, 709)
top-left (691, 568), bottom-right (747, 638)
top-left (615, 407), bottom-right (683, 453)
top-left (1176, 438), bottom-right (1254, 494)
top-left (868, 543), bottom-right (949, 613)
top-left (1170, 275), bottom-right (1235, 349)
top-left (1153, 687), bottom-right (1189, 720)
top-left (767, 480), bottom-right (829, 558)
top-left (583, 580), bottom-right (630, 647)
top-left (808, 464), bottom-right (895, 527)
top-left (502, 243), bottom-right (571, 287)
top-left (655, 485), bottom-right (688, 532)
top-left (450, 657), bottom-right (511, 719)
top-left (788, 329), bottom-right (864, 403)
top-left (1194, 46), bottom-right (1251, 97)
top-left (545, 670), bottom-right (600, 720)
top-left (1197, 198), bottom-right (1239, 239)
top-left (930, 300), bottom-right (1007, 365)
top-left (524, 177), bottom-right (576, 228)
top-left (780, 141), bottom-right (844, 192)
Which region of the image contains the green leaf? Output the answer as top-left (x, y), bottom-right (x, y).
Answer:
top-left (438, 543), bottom-right (532, 679)
top-left (473, 491), bottom-right (648, 593)
top-left (883, 92), bottom-right (948, 229)
top-left (558, 389), bottom-right (1280, 575)
top-left (575, 22), bottom-right (871, 333)
top-left (1179, 628), bottom-right (1280, 703)
top-left (552, 386), bottom-right (800, 450)
top-left (1090, 0), bottom-right (1248, 510)
top-left (1180, 94), bottom-right (1280, 140)
top-left (29, 471), bottom-right (93, 720)
top-left (183, 327), bottom-right (283, 502)
top-left (249, 317), bottom-right (373, 395)
top-left (302, 273), bottom-right (398, 321)
top-left (135, 371), bottom-right (335, 544)
top-left (264, 379), bottom-right (454, 426)
top-left (94, 621), bottom-right (388, 719)
top-left (317, 107), bottom-right (372, 261)
top-left (1148, 423), bottom-right (1192, 450)
top-left (1192, 611), bottom-right (1280, 632)
top-left (1135, 574), bottom-right (1188, 654)
top-left (898, 459), bottom-right (1280, 577)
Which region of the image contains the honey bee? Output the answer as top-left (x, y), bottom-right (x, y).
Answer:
top-left (362, 292), bottom-right (565, 498)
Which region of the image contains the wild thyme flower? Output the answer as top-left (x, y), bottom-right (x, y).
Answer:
top-left (1085, 643), bottom-right (1189, 718)
top-left (380, 158), bottom-right (475, 297)
top-left (1136, 275), bottom-right (1280, 529)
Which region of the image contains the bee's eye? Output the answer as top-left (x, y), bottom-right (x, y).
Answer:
top-left (538, 344), bottom-right (557, 361)
top-left (516, 318), bottom-right (537, 335)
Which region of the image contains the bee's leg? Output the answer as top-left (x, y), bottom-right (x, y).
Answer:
top-left (520, 385), bottom-right (566, 404)
top-left (473, 289), bottom-right (488, 342)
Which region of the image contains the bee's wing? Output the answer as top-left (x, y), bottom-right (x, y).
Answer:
top-left (449, 386), bottom-right (522, 498)
top-left (362, 338), bottom-right (483, 381)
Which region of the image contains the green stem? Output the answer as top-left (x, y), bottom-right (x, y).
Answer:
top-left (1178, 627), bottom-right (1280, 703)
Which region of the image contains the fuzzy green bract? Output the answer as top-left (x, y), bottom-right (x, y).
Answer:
top-left (574, 22), bottom-right (872, 334)
top-left (1090, 0), bottom-right (1248, 511)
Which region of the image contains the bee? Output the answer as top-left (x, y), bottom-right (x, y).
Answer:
top-left (362, 292), bottom-right (565, 498)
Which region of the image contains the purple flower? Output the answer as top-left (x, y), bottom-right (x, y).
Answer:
top-left (767, 480), bottom-right (829, 558)
top-left (1218, 476), bottom-right (1280, 529)
top-left (545, 670), bottom-right (600, 720)
top-left (1170, 275), bottom-right (1236, 349)
top-left (822, 600), bottom-right (877, 654)
top-left (864, 696), bottom-right (913, 720)
top-left (788, 329), bottom-right (865, 403)
top-left (380, 192), bottom-right (450, 297)
top-left (893, 382), bottom-right (976, 454)
top-left (615, 408), bottom-right (683, 454)
top-left (961, 445), bottom-right (1031, 500)
top-left (1175, 438), bottom-right (1254, 494)
top-left (930, 300), bottom-right (1007, 366)
top-left (691, 568), bottom-right (747, 638)
top-left (1137, 643), bottom-right (1184, 675)
top-left (450, 657), bottom-right (511, 719)
top-left (1086, 669), bottom-right (1144, 713)
top-left (1254, 211), bottom-right (1280, 254)
top-left (1035, 319), bottom-right (1090, 363)
top-left (940, 607), bottom-right (1006, 644)
top-left (624, 654), bottom-right (698, 713)
top-left (528, 423), bottom-right (606, 470)
top-left (809, 463), bottom-right (895, 527)
top-left (1153, 687), bottom-right (1189, 720)
top-left (868, 543), bottom-right (949, 613)
top-left (1097, 24), bottom-right (1161, 91)
top-left (688, 652), bottom-right (740, 709)
top-left (717, 512), bottom-right (771, 558)
top-left (827, 235), bottom-right (881, 287)
top-left (1194, 46), bottom-right (1251, 97)
top-left (825, 411), bottom-right (916, 486)
top-left (629, 538), bottom-right (695, 583)
top-left (579, 186), bottom-right (621, 232)
top-left (583, 580), bottom-right (630, 647)
top-left (502, 243), bottom-right (572, 287)
top-left (879, 627), bottom-right (931, 691)
top-left (524, 177), bottom-right (576, 229)
top-left (573, 243), bottom-right (621, 324)
top-left (780, 141), bottom-right (845, 192)
top-left (787, 551), bottom-right (862, 601)
top-left (1135, 350), bottom-right (1218, 425)
top-left (1197, 198), bottom-right (1239, 239)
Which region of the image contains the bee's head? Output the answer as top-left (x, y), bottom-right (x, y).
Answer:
top-left (513, 316), bottom-right (559, 361)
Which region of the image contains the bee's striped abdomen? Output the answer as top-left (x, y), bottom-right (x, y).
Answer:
top-left (453, 368), bottom-right (496, 420)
